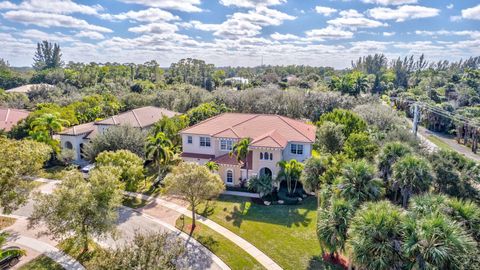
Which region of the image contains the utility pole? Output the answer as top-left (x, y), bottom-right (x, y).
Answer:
top-left (412, 103), bottom-right (419, 137)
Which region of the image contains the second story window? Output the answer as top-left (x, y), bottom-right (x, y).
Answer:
top-left (220, 139), bottom-right (233, 151)
top-left (187, 136), bottom-right (193, 144)
top-left (290, 144), bottom-right (304, 155)
top-left (200, 137), bottom-right (211, 147)
top-left (260, 152), bottom-right (274, 160)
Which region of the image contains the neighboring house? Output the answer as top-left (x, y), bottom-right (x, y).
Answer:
top-left (0, 108), bottom-right (29, 132)
top-left (180, 113), bottom-right (316, 186)
top-left (6, 84), bottom-right (54, 93)
top-left (225, 77), bottom-right (249, 85)
top-left (58, 106), bottom-right (179, 163)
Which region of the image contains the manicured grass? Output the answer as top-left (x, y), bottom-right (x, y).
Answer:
top-left (195, 195), bottom-right (342, 270)
top-left (0, 216), bottom-right (16, 229)
top-left (57, 238), bottom-right (104, 269)
top-left (427, 135), bottom-right (453, 151)
top-left (175, 216), bottom-right (265, 270)
top-left (19, 255), bottom-right (63, 270)
top-left (122, 195), bottom-right (150, 209)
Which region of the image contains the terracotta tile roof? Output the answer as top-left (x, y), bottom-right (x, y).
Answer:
top-left (212, 153), bottom-right (242, 166)
top-left (0, 108), bottom-right (29, 131)
top-left (251, 130), bottom-right (288, 148)
top-left (181, 113), bottom-right (316, 145)
top-left (58, 121), bottom-right (97, 139)
top-left (180, 152), bottom-right (215, 159)
top-left (96, 106), bottom-right (179, 128)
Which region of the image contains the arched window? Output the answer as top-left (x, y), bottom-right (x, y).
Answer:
top-left (226, 170), bottom-right (233, 184)
top-left (264, 152), bottom-right (268, 160)
top-left (260, 152), bottom-right (263, 160)
top-left (65, 141), bottom-right (73, 150)
top-left (270, 153), bottom-right (273, 160)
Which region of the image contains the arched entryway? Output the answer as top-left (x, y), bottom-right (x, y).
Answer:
top-left (259, 167), bottom-right (272, 178)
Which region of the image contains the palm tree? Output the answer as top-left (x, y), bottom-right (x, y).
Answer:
top-left (346, 201), bottom-right (405, 270)
top-left (205, 161), bottom-right (219, 172)
top-left (377, 142), bottom-right (412, 182)
top-left (335, 160), bottom-right (384, 205)
top-left (229, 138), bottom-right (252, 179)
top-left (351, 71), bottom-right (369, 96)
top-left (146, 131), bottom-right (174, 183)
top-left (392, 155), bottom-right (433, 208)
top-left (277, 159), bottom-right (304, 196)
top-left (403, 213), bottom-right (477, 270)
top-left (30, 113), bottom-right (69, 139)
top-left (317, 197), bottom-right (353, 260)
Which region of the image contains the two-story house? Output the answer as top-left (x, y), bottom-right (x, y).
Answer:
top-left (58, 106), bottom-right (179, 163)
top-left (180, 113), bottom-right (316, 186)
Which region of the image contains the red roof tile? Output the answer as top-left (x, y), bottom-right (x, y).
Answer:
top-left (0, 108), bottom-right (29, 132)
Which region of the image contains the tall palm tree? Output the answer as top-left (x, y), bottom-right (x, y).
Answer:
top-left (403, 213), bottom-right (477, 270)
top-left (346, 201), bottom-right (406, 270)
top-left (277, 159), bottom-right (304, 196)
top-left (317, 197), bottom-right (353, 260)
top-left (377, 142), bottom-right (412, 182)
top-left (392, 155), bottom-right (433, 208)
top-left (30, 113), bottom-right (69, 139)
top-left (146, 131), bottom-right (174, 183)
top-left (230, 138), bottom-right (252, 179)
top-left (205, 161), bottom-right (219, 172)
top-left (351, 71), bottom-right (369, 96)
top-left (335, 160), bottom-right (384, 205)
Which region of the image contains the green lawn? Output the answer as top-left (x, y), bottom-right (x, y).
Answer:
top-left (176, 216), bottom-right (265, 270)
top-left (427, 135), bottom-right (453, 151)
top-left (195, 195), bottom-right (340, 270)
top-left (122, 195), bottom-right (151, 209)
top-left (19, 255), bottom-right (63, 270)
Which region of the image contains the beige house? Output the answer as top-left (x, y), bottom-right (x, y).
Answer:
top-left (180, 113), bottom-right (316, 186)
top-left (58, 106), bottom-right (178, 163)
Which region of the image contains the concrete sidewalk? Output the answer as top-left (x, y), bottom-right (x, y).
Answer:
top-left (126, 192), bottom-right (283, 270)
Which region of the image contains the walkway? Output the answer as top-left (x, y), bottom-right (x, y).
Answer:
top-left (10, 178), bottom-right (228, 270)
top-left (126, 192), bottom-right (283, 270)
top-left (2, 215), bottom-right (85, 270)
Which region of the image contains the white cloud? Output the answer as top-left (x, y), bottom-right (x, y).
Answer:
top-left (446, 4), bottom-right (454, 10)
top-left (367, 5), bottom-right (440, 22)
top-left (129, 22), bottom-right (178, 34)
top-left (361, 0), bottom-right (417, 5)
top-left (193, 7), bottom-right (295, 38)
top-left (328, 9), bottom-right (387, 29)
top-left (3, 10), bottom-right (112, 32)
top-left (0, 0), bottom-right (103, 15)
top-left (100, 8), bottom-right (179, 22)
top-left (18, 29), bottom-right (75, 42)
top-left (415, 30), bottom-right (480, 39)
top-left (270, 32), bottom-right (299, 40)
top-left (75, 30), bottom-right (105, 40)
top-left (462, 4), bottom-right (480, 20)
top-left (305, 26), bottom-right (354, 40)
top-left (219, 0), bottom-right (286, 8)
top-left (315, 6), bottom-right (337, 16)
top-left (383, 31), bottom-right (395, 36)
top-left (117, 0), bottom-right (202, 12)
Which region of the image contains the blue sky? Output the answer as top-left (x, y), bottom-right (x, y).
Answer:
top-left (0, 0), bottom-right (479, 68)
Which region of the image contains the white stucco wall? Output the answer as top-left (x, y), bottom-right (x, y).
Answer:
top-left (59, 134), bottom-right (87, 161)
top-left (282, 142), bottom-right (313, 162)
top-left (181, 134), bottom-right (215, 155)
top-left (250, 148), bottom-right (282, 177)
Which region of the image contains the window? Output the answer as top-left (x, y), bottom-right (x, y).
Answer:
top-left (200, 137), bottom-right (211, 147)
top-left (220, 139), bottom-right (233, 151)
top-left (260, 152), bottom-right (263, 159)
top-left (291, 144), bottom-right (304, 155)
top-left (65, 141), bottom-right (73, 149)
top-left (226, 170), bottom-right (233, 184)
top-left (187, 136), bottom-right (193, 144)
top-left (270, 153), bottom-right (273, 160)
top-left (260, 152), bottom-right (273, 160)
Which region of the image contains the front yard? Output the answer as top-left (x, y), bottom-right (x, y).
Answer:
top-left (195, 195), bottom-right (341, 270)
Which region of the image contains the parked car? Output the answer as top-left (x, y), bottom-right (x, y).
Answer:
top-left (80, 164), bottom-right (95, 174)
top-left (0, 246), bottom-right (24, 269)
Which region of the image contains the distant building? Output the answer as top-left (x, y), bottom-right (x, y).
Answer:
top-left (58, 106), bottom-right (179, 163)
top-left (6, 84), bottom-right (54, 93)
top-left (225, 77), bottom-right (249, 85)
top-left (0, 108), bottom-right (29, 132)
top-left (180, 113), bottom-right (316, 186)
